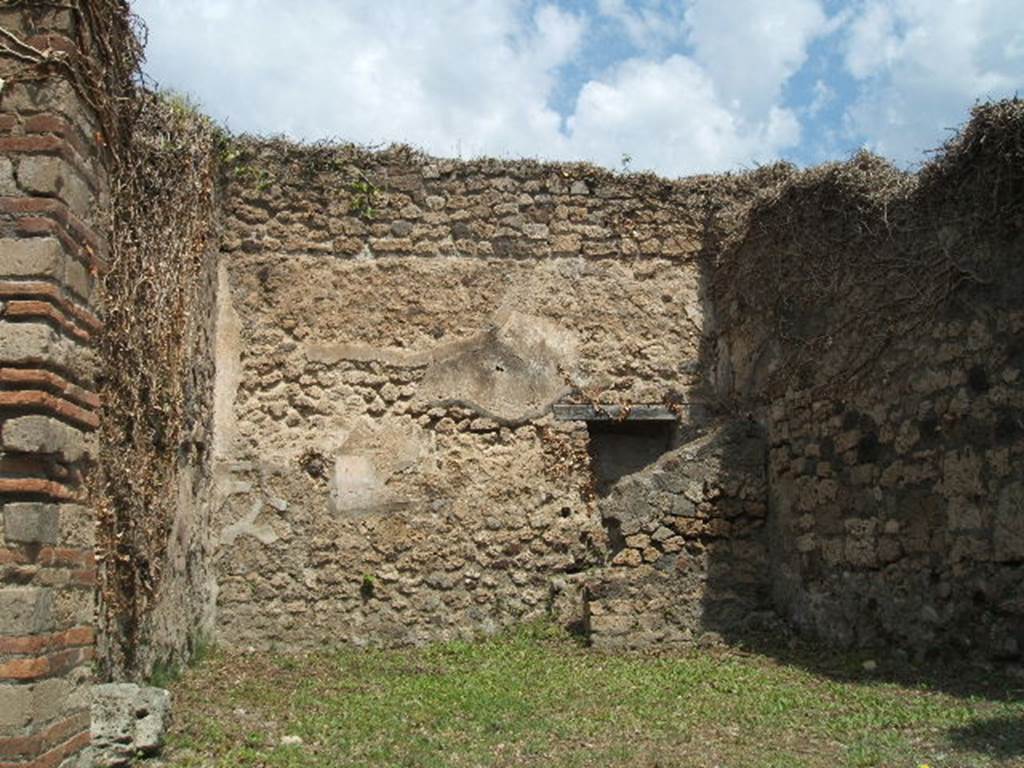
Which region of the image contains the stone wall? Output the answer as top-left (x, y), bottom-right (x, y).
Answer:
top-left (210, 143), bottom-right (723, 649)
top-left (209, 113), bottom-right (1024, 662)
top-left (757, 306), bottom-right (1024, 660)
top-left (584, 419), bottom-right (771, 649)
top-left (0, 6), bottom-right (108, 766)
top-left (3, 4), bottom-right (1021, 761)
top-left (128, 235), bottom-right (218, 677)
top-left (94, 96), bottom-right (220, 681)
top-left (714, 141), bottom-right (1024, 661)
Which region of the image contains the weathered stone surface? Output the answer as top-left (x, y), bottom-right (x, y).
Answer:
top-left (0, 237), bottom-right (92, 298)
top-left (0, 156), bottom-right (17, 195)
top-left (994, 483), bottom-right (1024, 563)
top-left (208, 148), bottom-right (712, 650)
top-left (16, 155), bottom-right (93, 215)
top-left (91, 684), bottom-right (171, 767)
top-left (730, 286), bottom-right (1024, 657)
top-left (586, 420), bottom-right (771, 648)
top-left (0, 587), bottom-right (54, 635)
top-left (0, 321), bottom-right (94, 380)
top-left (1, 414), bottom-right (93, 462)
top-left (2, 502), bottom-right (60, 545)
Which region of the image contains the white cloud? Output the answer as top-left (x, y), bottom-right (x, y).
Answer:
top-left (136, 0), bottom-right (582, 158)
top-left (566, 55), bottom-right (802, 175)
top-left (807, 79), bottom-right (836, 116)
top-left (684, 0), bottom-right (831, 118)
top-left (842, 0), bottom-right (1024, 161)
top-left (595, 0), bottom-right (687, 52)
top-left (133, 0), bottom-right (836, 175)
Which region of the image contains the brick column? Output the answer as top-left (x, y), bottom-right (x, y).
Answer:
top-left (0, 6), bottom-right (109, 768)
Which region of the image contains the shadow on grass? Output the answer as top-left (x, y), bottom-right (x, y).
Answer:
top-left (946, 713), bottom-right (1024, 760)
top-left (723, 628), bottom-right (1024, 704)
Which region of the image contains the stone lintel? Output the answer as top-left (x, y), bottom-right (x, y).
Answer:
top-left (552, 403), bottom-right (680, 422)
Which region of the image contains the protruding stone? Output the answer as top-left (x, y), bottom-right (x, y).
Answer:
top-left (91, 684), bottom-right (171, 767)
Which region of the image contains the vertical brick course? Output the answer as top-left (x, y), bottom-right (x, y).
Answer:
top-left (1, 7), bottom-right (109, 766)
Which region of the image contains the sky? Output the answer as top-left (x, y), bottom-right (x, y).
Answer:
top-left (133, 0), bottom-right (1024, 178)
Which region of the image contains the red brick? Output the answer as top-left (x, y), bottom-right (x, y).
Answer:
top-left (0, 547), bottom-right (94, 569)
top-left (0, 626), bottom-right (94, 654)
top-left (0, 390), bottom-right (97, 430)
top-left (0, 479), bottom-right (77, 502)
top-left (0, 728), bottom-right (91, 768)
top-left (22, 115), bottom-right (94, 166)
top-left (0, 709), bottom-right (89, 759)
top-left (1, 302), bottom-right (91, 344)
top-left (0, 280), bottom-right (101, 332)
top-left (69, 568), bottom-right (95, 587)
top-left (0, 198), bottom-right (102, 253)
top-left (0, 136), bottom-right (64, 155)
top-left (0, 549), bottom-right (31, 566)
top-left (0, 655), bottom-right (48, 680)
top-left (37, 549), bottom-right (92, 569)
top-left (0, 389), bottom-right (98, 429)
top-left (0, 646), bottom-right (92, 681)
top-left (0, 369), bottom-right (100, 409)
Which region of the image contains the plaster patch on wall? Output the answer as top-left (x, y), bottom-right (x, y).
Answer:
top-left (219, 497), bottom-right (282, 547)
top-left (213, 258), bottom-right (242, 460)
top-left (413, 310), bottom-right (576, 423)
top-left (329, 415), bottom-right (435, 515)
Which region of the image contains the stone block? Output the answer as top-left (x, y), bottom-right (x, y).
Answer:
top-left (0, 156), bottom-right (17, 195)
top-left (17, 155), bottom-right (62, 194)
top-left (16, 155), bottom-right (92, 217)
top-left (947, 499), bottom-right (983, 532)
top-left (994, 483), bottom-right (1024, 562)
top-left (0, 683), bottom-right (31, 728)
top-left (92, 684), bottom-right (171, 766)
top-left (31, 677), bottom-right (73, 723)
top-left (3, 502), bottom-right (60, 545)
top-left (0, 237), bottom-right (92, 298)
top-left (1, 415), bottom-right (92, 463)
top-left (588, 613), bottom-right (634, 635)
top-left (0, 587), bottom-right (54, 636)
top-left (796, 533), bottom-right (816, 552)
top-left (942, 448), bottom-right (983, 496)
top-left (57, 504), bottom-right (95, 549)
top-left (53, 586), bottom-right (95, 629)
top-left (0, 321), bottom-right (86, 377)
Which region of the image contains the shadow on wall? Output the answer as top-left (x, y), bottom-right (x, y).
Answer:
top-left (672, 104), bottom-right (1024, 734)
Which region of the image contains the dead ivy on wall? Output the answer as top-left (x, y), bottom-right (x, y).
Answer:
top-left (0, 0), bottom-right (142, 163)
top-left (97, 92), bottom-right (219, 676)
top-left (710, 99), bottom-right (1024, 402)
top-left (0, 1), bottom-right (220, 676)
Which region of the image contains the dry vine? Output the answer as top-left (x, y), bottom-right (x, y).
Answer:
top-left (710, 99), bottom-right (1024, 402)
top-left (0, 1), bottom-right (219, 675)
top-left (97, 92), bottom-right (219, 675)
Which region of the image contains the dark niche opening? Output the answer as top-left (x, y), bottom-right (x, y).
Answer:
top-left (586, 419), bottom-right (677, 496)
top-left (552, 402), bottom-right (681, 497)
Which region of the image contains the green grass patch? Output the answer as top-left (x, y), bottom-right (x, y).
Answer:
top-left (165, 623), bottom-right (1024, 768)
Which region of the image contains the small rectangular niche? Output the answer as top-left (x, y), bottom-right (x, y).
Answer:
top-left (551, 403), bottom-right (679, 422)
top-left (553, 403), bottom-right (680, 495)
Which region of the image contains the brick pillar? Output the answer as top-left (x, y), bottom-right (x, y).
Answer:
top-left (0, 6), bottom-right (109, 768)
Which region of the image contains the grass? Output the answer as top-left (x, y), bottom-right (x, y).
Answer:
top-left (164, 623), bottom-right (1024, 768)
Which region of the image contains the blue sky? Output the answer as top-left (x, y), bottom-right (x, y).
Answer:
top-left (133, 0), bottom-right (1024, 177)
